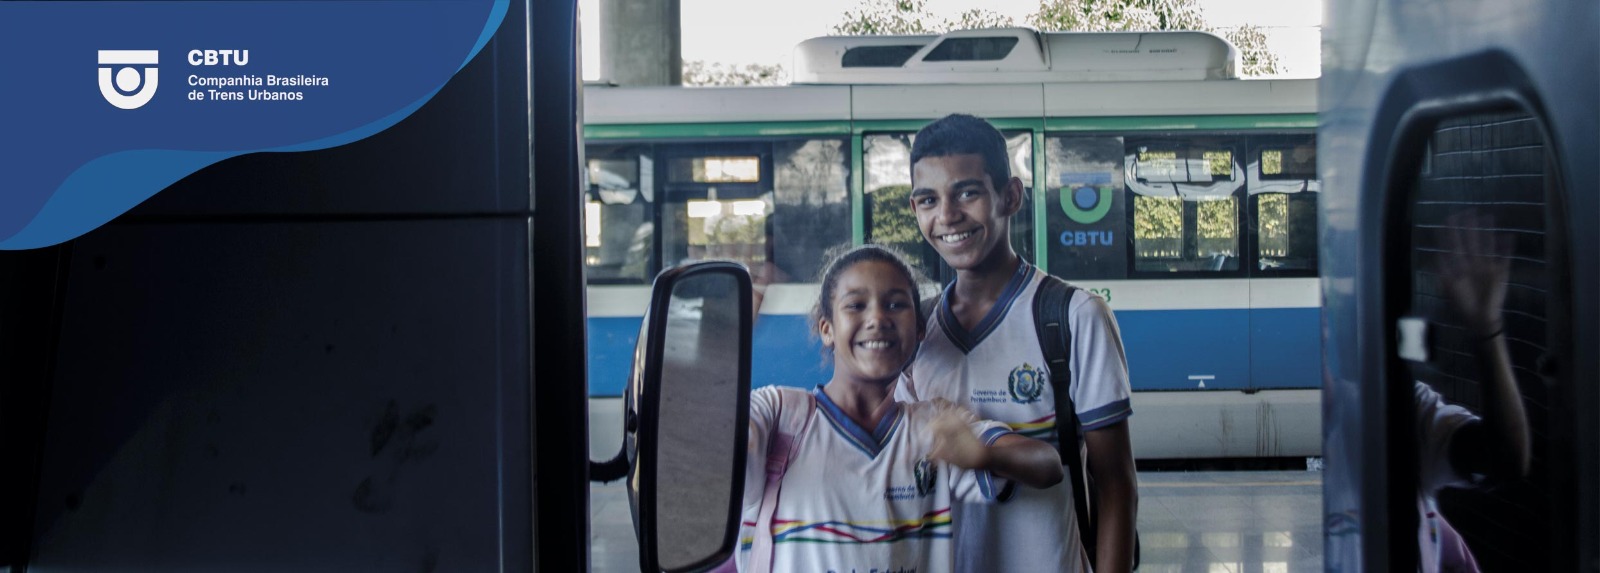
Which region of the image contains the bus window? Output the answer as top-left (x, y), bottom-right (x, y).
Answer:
top-left (1249, 136), bottom-right (1319, 275)
top-left (586, 147), bottom-right (655, 284)
top-left (1127, 138), bottom-right (1245, 274)
top-left (1045, 135), bottom-right (1127, 280)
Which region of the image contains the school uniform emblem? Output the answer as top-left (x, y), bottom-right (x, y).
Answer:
top-left (914, 457), bottom-right (938, 497)
top-left (1008, 363), bottom-right (1046, 404)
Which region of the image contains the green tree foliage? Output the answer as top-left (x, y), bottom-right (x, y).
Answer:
top-left (1196, 197), bottom-right (1236, 256)
top-left (1257, 193), bottom-right (1288, 256)
top-left (1133, 196), bottom-right (1181, 258)
top-left (1027, 0), bottom-right (1203, 32)
top-left (834, 0), bottom-right (1018, 35)
top-left (947, 8), bottom-right (1019, 30)
top-left (1222, 24), bottom-right (1282, 78)
top-left (1134, 196), bottom-right (1181, 239)
top-left (834, 0), bottom-right (1283, 77)
top-left (867, 184), bottom-right (941, 273)
top-left (682, 60), bottom-right (788, 87)
top-left (868, 185), bottom-right (922, 244)
top-left (1197, 198), bottom-right (1235, 240)
top-left (834, 0), bottom-right (940, 35)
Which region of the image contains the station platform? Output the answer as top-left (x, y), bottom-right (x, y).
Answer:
top-left (589, 469), bottom-right (1322, 572)
top-left (588, 397), bottom-right (1322, 572)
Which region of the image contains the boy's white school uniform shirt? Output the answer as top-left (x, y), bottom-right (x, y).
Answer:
top-left (736, 385), bottom-right (1013, 573)
top-left (897, 263), bottom-right (1133, 573)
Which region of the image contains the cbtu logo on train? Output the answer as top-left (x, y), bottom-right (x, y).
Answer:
top-left (1059, 179), bottom-right (1117, 247)
top-left (1060, 229), bottom-right (1115, 247)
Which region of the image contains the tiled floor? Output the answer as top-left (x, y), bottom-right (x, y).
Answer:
top-left (1136, 471), bottom-right (1323, 573)
top-left (589, 470), bottom-right (1323, 573)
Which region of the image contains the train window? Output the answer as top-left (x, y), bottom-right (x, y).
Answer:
top-left (1197, 197), bottom-right (1239, 257)
top-left (1134, 195), bottom-right (1182, 259)
top-left (921, 37), bottom-right (1019, 62)
top-left (584, 139), bottom-right (851, 286)
top-left (658, 144), bottom-right (772, 274)
top-left (841, 45), bottom-right (922, 68)
top-left (585, 149), bottom-right (655, 283)
top-left (1252, 193), bottom-right (1317, 271)
top-left (1045, 135), bottom-right (1128, 280)
top-left (1249, 136), bottom-right (1319, 274)
top-left (1393, 109), bottom-right (1570, 572)
top-left (1127, 138), bottom-right (1244, 274)
top-left (671, 156), bottom-right (760, 183)
top-left (769, 138), bottom-right (852, 283)
top-left (864, 131), bottom-right (1035, 285)
top-left (864, 133), bottom-right (941, 280)
top-left (1005, 131), bottom-right (1036, 268)
top-left (1260, 147), bottom-right (1316, 180)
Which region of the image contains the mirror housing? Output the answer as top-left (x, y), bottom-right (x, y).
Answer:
top-left (623, 261), bottom-right (752, 573)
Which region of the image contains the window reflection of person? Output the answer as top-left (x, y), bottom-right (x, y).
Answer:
top-left (1416, 212), bottom-right (1531, 573)
top-left (750, 215), bottom-right (793, 319)
top-left (622, 222), bottom-right (654, 281)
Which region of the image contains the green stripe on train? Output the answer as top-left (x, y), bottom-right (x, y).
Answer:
top-left (1044, 114), bottom-right (1317, 131)
top-left (584, 121), bottom-right (851, 139)
top-left (583, 114), bottom-right (1317, 140)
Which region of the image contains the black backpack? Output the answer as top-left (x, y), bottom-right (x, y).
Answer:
top-left (925, 273), bottom-right (1140, 570)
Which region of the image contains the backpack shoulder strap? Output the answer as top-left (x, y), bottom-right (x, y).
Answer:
top-left (1032, 274), bottom-right (1081, 451)
top-left (748, 387), bottom-right (816, 573)
top-left (1034, 274), bottom-right (1097, 563)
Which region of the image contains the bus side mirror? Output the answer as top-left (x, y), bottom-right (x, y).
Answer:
top-left (624, 261), bottom-right (752, 573)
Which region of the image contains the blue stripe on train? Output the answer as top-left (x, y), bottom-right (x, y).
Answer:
top-left (586, 307), bottom-right (1321, 397)
top-left (1249, 307), bottom-right (1322, 390)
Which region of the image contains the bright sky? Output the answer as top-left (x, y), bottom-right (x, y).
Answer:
top-left (579, 0), bottom-right (1323, 80)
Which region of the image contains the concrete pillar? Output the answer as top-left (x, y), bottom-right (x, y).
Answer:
top-left (599, 0), bottom-right (681, 86)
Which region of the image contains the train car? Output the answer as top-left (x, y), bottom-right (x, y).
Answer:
top-left (584, 27), bottom-right (1322, 459)
top-left (1321, 0), bottom-right (1598, 570)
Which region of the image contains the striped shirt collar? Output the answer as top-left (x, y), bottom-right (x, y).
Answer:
top-left (813, 386), bottom-right (903, 459)
top-left (937, 262), bottom-right (1035, 354)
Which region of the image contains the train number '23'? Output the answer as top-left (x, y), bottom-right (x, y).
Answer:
top-left (1090, 287), bottom-right (1112, 303)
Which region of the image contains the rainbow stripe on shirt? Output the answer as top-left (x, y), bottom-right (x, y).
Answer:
top-left (740, 508), bottom-right (954, 549)
top-left (1008, 413), bottom-right (1057, 443)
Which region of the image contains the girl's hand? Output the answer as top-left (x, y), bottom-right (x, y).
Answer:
top-left (928, 402), bottom-right (989, 470)
top-left (1439, 211), bottom-right (1511, 337)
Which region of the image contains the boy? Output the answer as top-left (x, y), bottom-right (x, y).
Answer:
top-left (895, 114), bottom-right (1138, 572)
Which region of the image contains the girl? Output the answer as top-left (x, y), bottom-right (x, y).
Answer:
top-left (734, 245), bottom-right (1063, 573)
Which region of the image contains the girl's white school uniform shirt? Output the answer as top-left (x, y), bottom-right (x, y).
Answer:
top-left (1414, 382), bottom-right (1484, 573)
top-left (897, 263), bottom-right (1133, 573)
top-left (736, 385), bottom-right (1012, 573)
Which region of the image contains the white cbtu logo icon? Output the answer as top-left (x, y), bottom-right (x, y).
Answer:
top-left (98, 50), bottom-right (160, 109)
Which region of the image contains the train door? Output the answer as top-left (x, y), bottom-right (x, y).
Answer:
top-left (1321, 0), bottom-right (1599, 569)
top-left (1385, 107), bottom-right (1575, 572)
top-left (1120, 134), bottom-right (1251, 391)
top-left (1244, 134), bottom-right (1321, 393)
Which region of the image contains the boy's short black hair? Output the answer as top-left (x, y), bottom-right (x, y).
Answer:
top-left (910, 113), bottom-right (1011, 191)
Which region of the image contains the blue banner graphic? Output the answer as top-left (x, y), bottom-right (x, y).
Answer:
top-left (0, 1), bottom-right (508, 249)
